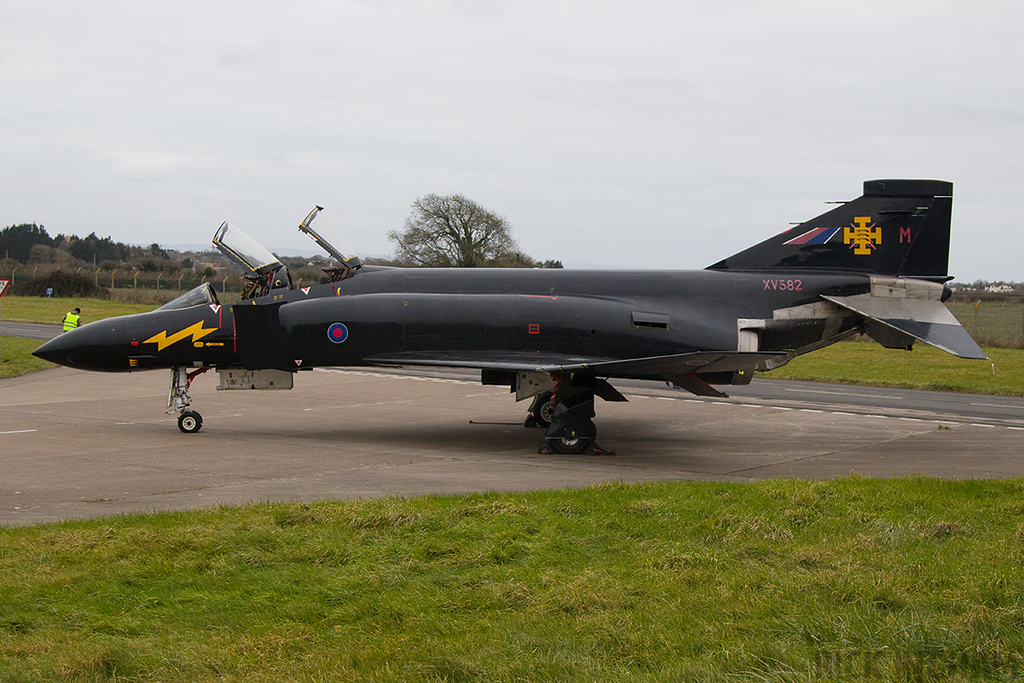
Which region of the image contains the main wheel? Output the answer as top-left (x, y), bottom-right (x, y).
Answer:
top-left (531, 392), bottom-right (557, 428)
top-left (178, 410), bottom-right (203, 434)
top-left (548, 435), bottom-right (593, 455)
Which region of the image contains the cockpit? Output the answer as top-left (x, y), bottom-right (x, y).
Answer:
top-left (212, 222), bottom-right (291, 300)
top-left (211, 206), bottom-right (363, 300)
top-left (157, 282), bottom-right (221, 311)
top-left (297, 206), bottom-right (362, 283)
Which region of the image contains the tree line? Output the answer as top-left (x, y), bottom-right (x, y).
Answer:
top-left (1, 194), bottom-right (562, 277)
top-left (0, 223), bottom-right (170, 270)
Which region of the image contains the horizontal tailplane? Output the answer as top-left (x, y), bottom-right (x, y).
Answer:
top-left (823, 278), bottom-right (987, 360)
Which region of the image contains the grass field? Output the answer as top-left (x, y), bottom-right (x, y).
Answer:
top-left (2, 478), bottom-right (1023, 682)
top-left (0, 296), bottom-right (158, 325)
top-left (0, 336), bottom-right (50, 379)
top-left (763, 342), bottom-right (1022, 395)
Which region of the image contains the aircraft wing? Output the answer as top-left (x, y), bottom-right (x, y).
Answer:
top-left (365, 350), bottom-right (787, 378)
top-left (365, 350), bottom-right (609, 372)
top-left (559, 351), bottom-right (788, 376)
top-left (822, 294), bottom-right (987, 359)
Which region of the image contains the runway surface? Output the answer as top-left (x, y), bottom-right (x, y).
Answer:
top-left (0, 321), bottom-right (62, 340)
top-left (2, 365), bottom-right (1023, 526)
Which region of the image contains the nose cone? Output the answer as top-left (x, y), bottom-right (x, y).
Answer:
top-left (32, 321), bottom-right (132, 372)
top-left (31, 332), bottom-right (74, 366)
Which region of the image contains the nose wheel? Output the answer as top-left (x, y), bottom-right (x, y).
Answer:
top-left (177, 410), bottom-right (203, 433)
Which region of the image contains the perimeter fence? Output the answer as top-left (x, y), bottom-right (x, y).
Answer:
top-left (0, 266), bottom-right (328, 297)
top-left (0, 266), bottom-right (237, 294)
top-left (946, 300), bottom-right (1024, 349)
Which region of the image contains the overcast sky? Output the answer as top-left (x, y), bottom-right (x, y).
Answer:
top-left (2, 1), bottom-right (1021, 281)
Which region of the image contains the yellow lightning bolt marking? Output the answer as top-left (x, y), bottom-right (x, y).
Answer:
top-left (144, 321), bottom-right (218, 351)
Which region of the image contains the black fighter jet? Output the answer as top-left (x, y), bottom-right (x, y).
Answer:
top-left (34, 180), bottom-right (985, 454)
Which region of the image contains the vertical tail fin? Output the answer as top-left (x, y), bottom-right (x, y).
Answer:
top-left (708, 179), bottom-right (953, 280)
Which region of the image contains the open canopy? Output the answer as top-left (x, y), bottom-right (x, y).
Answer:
top-left (212, 222), bottom-right (283, 277)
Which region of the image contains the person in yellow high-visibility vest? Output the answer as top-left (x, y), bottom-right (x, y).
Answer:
top-left (61, 307), bottom-right (81, 333)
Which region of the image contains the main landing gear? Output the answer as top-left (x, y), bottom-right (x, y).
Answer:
top-left (168, 366), bottom-right (209, 433)
top-left (524, 392), bottom-right (557, 429)
top-left (529, 373), bottom-right (623, 455)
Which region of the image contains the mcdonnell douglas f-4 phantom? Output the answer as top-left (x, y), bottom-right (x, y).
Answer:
top-left (34, 179), bottom-right (986, 454)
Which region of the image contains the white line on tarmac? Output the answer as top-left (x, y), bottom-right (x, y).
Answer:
top-left (783, 387), bottom-right (903, 400)
top-left (0, 429), bottom-right (37, 435)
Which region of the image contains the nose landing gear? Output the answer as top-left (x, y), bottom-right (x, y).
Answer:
top-left (168, 366), bottom-right (209, 433)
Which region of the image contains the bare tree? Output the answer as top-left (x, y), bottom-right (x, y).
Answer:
top-left (388, 194), bottom-right (534, 267)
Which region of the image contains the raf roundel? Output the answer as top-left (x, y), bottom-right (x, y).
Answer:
top-left (327, 322), bottom-right (349, 344)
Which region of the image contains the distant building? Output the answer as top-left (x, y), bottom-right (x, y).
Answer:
top-left (985, 284), bottom-right (1014, 293)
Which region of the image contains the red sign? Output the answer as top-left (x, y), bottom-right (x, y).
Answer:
top-left (0, 278), bottom-right (10, 298)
